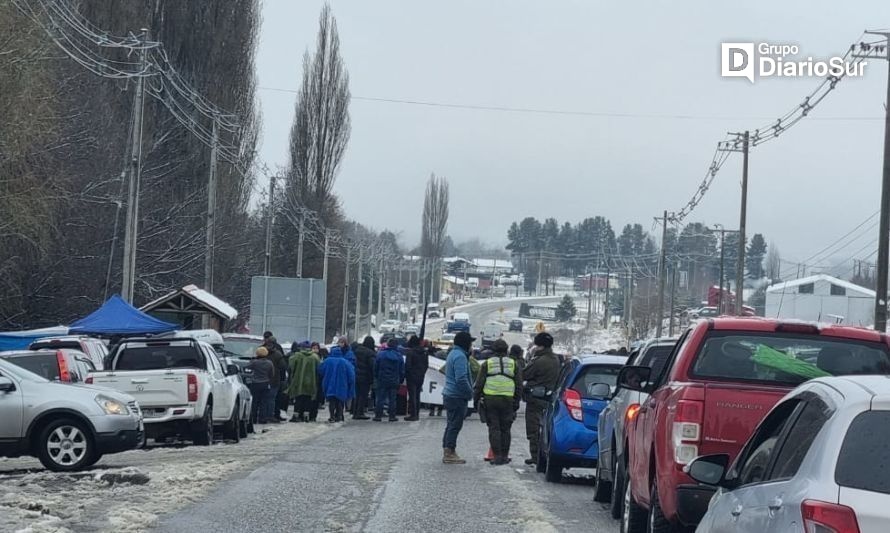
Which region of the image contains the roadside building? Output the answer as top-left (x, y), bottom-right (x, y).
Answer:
top-left (764, 274), bottom-right (874, 326)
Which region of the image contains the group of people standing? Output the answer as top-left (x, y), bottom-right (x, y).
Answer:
top-left (440, 330), bottom-right (561, 467)
top-left (246, 332), bottom-right (431, 425)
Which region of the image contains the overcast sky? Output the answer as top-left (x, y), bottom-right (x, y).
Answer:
top-left (256, 0), bottom-right (890, 268)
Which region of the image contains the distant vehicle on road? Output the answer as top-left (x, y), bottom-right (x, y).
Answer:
top-left (619, 318), bottom-right (890, 532)
top-left (446, 312), bottom-right (471, 333)
top-left (1, 349), bottom-right (97, 384)
top-left (402, 324), bottom-right (420, 337)
top-left (692, 375), bottom-right (890, 533)
top-left (479, 322), bottom-right (503, 349)
top-left (0, 358), bottom-right (143, 471)
top-left (426, 303), bottom-right (441, 319)
top-left (595, 337), bottom-right (677, 515)
top-left (536, 354), bottom-right (626, 483)
top-left (508, 319), bottom-right (523, 332)
top-left (433, 332), bottom-right (456, 350)
top-left (29, 336), bottom-right (109, 371)
top-left (379, 320), bottom-right (402, 334)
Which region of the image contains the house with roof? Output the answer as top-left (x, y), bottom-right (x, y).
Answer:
top-left (764, 274), bottom-right (875, 327)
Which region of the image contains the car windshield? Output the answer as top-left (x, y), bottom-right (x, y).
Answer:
top-left (640, 344), bottom-right (675, 380)
top-left (115, 342), bottom-right (207, 370)
top-left (1, 352), bottom-right (61, 381)
top-left (223, 338), bottom-right (261, 359)
top-left (691, 332), bottom-right (890, 386)
top-left (572, 364), bottom-right (623, 398)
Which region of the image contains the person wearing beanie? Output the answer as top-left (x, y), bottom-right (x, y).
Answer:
top-left (403, 335), bottom-right (429, 422)
top-left (287, 341), bottom-right (320, 422)
top-left (352, 336), bottom-right (377, 420)
top-left (474, 339), bottom-right (522, 465)
top-left (441, 330), bottom-right (475, 464)
top-left (509, 344), bottom-right (526, 373)
top-left (248, 346), bottom-right (275, 424)
top-left (373, 338), bottom-right (406, 422)
top-left (522, 331), bottom-right (561, 465)
top-left (262, 334), bottom-right (287, 422)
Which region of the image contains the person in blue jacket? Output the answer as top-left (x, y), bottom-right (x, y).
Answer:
top-left (373, 338), bottom-right (406, 422)
top-left (335, 336), bottom-right (356, 366)
top-left (442, 331), bottom-right (475, 464)
top-left (319, 346), bottom-right (355, 423)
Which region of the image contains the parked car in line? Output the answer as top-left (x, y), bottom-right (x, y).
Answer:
top-left (433, 332), bottom-right (456, 350)
top-left (29, 335), bottom-right (109, 370)
top-left (220, 333), bottom-right (264, 360)
top-left (380, 333), bottom-right (407, 347)
top-left (87, 337), bottom-right (244, 445)
top-left (426, 303), bottom-right (441, 318)
top-left (618, 318), bottom-right (890, 533)
top-left (691, 375), bottom-right (890, 533)
top-left (508, 319), bottom-right (523, 332)
top-left (0, 358), bottom-right (143, 471)
top-left (536, 354), bottom-right (627, 482)
top-left (402, 324), bottom-right (420, 337)
top-left (1, 349), bottom-right (96, 384)
top-left (595, 337), bottom-right (677, 516)
top-left (221, 356), bottom-right (253, 438)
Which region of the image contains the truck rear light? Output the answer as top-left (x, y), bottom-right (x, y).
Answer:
top-left (563, 389), bottom-right (583, 421)
top-left (56, 351), bottom-right (71, 382)
top-left (801, 500), bottom-right (860, 533)
top-left (777, 322), bottom-right (820, 334)
top-left (85, 376), bottom-right (93, 384)
top-left (187, 373), bottom-right (198, 402)
top-left (672, 398), bottom-right (703, 465)
top-left (625, 403), bottom-right (641, 421)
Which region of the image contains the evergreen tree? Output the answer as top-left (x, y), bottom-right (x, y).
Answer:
top-left (746, 234), bottom-right (768, 279)
top-left (555, 294), bottom-right (577, 322)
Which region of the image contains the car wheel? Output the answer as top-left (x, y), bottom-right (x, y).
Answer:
top-left (620, 468), bottom-right (647, 533)
top-left (610, 450), bottom-right (625, 519)
top-left (593, 459), bottom-right (612, 502)
top-left (239, 414), bottom-right (249, 439)
top-left (223, 403), bottom-right (240, 443)
top-left (648, 480), bottom-right (675, 533)
top-left (192, 404), bottom-right (213, 446)
top-left (544, 452), bottom-right (562, 483)
top-left (36, 418), bottom-right (96, 472)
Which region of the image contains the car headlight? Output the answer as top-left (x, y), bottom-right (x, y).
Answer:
top-left (95, 395), bottom-right (129, 415)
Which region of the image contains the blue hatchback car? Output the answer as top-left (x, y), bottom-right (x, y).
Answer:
top-left (537, 354), bottom-right (627, 483)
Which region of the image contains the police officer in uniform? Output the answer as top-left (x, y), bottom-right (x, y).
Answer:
top-left (522, 331), bottom-right (561, 465)
top-left (473, 339), bottom-right (522, 466)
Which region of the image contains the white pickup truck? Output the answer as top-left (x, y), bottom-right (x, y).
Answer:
top-left (86, 337), bottom-right (243, 445)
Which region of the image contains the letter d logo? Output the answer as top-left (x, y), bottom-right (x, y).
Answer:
top-left (721, 43), bottom-right (755, 83)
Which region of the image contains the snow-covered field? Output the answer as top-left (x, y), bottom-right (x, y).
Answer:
top-left (0, 423), bottom-right (331, 533)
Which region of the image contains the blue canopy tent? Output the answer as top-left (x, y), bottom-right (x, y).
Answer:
top-left (0, 326), bottom-right (69, 351)
top-left (69, 295), bottom-right (178, 336)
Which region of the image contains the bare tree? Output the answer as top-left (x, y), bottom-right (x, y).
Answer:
top-left (765, 242), bottom-right (782, 281)
top-left (420, 174), bottom-right (449, 302)
top-left (286, 3), bottom-right (351, 207)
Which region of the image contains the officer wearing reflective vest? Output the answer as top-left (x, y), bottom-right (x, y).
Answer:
top-left (473, 339), bottom-right (522, 465)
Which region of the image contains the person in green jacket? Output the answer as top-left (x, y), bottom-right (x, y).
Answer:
top-left (288, 341), bottom-right (320, 422)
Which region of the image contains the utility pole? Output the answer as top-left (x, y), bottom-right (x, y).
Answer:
top-left (586, 267), bottom-right (594, 329)
top-left (736, 130), bottom-right (750, 315)
top-left (263, 178), bottom-right (275, 277)
top-left (627, 267), bottom-right (634, 340)
top-left (537, 251), bottom-right (544, 297)
top-left (603, 258), bottom-right (611, 329)
top-left (377, 259), bottom-right (384, 320)
top-left (368, 255), bottom-right (374, 330)
top-left (204, 117), bottom-right (219, 294)
top-left (717, 227), bottom-right (725, 314)
top-left (655, 211), bottom-right (669, 338)
top-left (341, 247), bottom-right (351, 337)
top-left (322, 230), bottom-right (330, 281)
top-left (296, 218), bottom-right (304, 278)
top-left (853, 34), bottom-right (890, 330)
top-left (121, 31), bottom-right (148, 304)
top-left (668, 259), bottom-right (678, 336)
top-left (354, 248), bottom-right (363, 341)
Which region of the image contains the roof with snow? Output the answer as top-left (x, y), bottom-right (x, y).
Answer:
top-left (766, 274), bottom-right (875, 297)
top-left (141, 284), bottom-right (238, 321)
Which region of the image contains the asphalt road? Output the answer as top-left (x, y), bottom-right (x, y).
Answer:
top-left (156, 414), bottom-right (617, 533)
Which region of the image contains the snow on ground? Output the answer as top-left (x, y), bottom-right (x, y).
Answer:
top-left (0, 423), bottom-right (331, 533)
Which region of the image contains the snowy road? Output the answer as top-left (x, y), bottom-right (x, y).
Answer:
top-left (156, 415), bottom-right (617, 533)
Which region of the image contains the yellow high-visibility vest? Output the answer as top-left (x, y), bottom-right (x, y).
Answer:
top-left (483, 356), bottom-right (516, 397)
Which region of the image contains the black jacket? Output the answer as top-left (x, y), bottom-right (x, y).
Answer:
top-left (405, 347), bottom-right (429, 384)
top-left (354, 345), bottom-right (376, 384)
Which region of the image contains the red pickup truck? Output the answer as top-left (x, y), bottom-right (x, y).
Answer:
top-left (618, 317), bottom-right (890, 533)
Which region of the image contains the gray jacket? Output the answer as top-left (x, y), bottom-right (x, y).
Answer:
top-left (247, 358), bottom-right (274, 385)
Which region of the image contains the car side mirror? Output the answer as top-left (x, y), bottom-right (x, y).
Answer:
top-left (588, 382), bottom-right (612, 399)
top-left (226, 364), bottom-right (241, 376)
top-left (685, 454), bottom-right (730, 486)
top-left (0, 376), bottom-right (16, 393)
top-left (617, 366), bottom-right (651, 393)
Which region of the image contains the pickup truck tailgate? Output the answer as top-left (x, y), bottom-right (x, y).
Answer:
top-left (699, 382), bottom-right (789, 457)
top-left (89, 371), bottom-right (190, 408)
